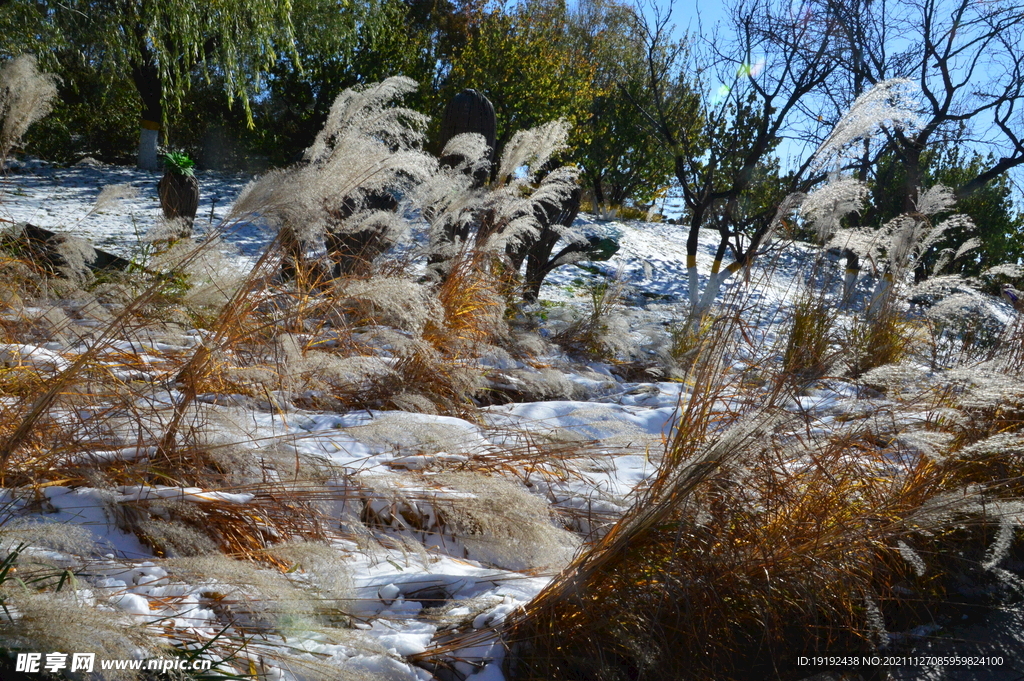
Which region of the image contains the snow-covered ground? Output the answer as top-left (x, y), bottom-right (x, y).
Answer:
top-left (0, 161), bottom-right (727, 680)
top-left (0, 161), bottom-right (1020, 680)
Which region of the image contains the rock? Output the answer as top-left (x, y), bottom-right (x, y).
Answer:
top-left (0, 222), bottom-right (134, 276)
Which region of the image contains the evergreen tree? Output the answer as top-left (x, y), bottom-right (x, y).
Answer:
top-left (568, 0), bottom-right (679, 209)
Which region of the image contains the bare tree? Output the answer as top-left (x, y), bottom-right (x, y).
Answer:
top-left (823, 0), bottom-right (1024, 208)
top-left (630, 0), bottom-right (840, 322)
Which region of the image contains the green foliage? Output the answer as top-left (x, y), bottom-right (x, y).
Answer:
top-left (162, 151), bottom-right (196, 177)
top-left (585, 237), bottom-right (619, 261)
top-left (21, 57), bottom-right (139, 163)
top-left (0, 3), bottom-right (58, 63)
top-left (5, 0), bottom-right (690, 203)
top-left (12, 0), bottom-right (433, 167)
top-left (9, 0), bottom-right (311, 167)
top-left (47, 0), bottom-right (298, 124)
top-left (249, 0), bottom-right (430, 164)
top-left (567, 0), bottom-right (676, 207)
top-left (406, 0), bottom-right (487, 87)
top-left (442, 0), bottom-right (600, 155)
top-left (578, 83), bottom-right (675, 207)
top-left (5, 0), bottom-right (302, 166)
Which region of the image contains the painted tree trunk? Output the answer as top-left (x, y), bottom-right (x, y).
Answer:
top-left (687, 255), bottom-right (700, 308)
top-left (130, 57), bottom-right (163, 171)
top-left (692, 264), bottom-right (742, 327)
top-left (138, 127), bottom-right (160, 171)
top-left (841, 249), bottom-right (860, 306)
top-left (867, 271), bottom-right (894, 318)
top-left (685, 203), bottom-right (706, 309)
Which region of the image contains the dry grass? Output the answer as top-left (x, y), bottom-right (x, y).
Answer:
top-left (0, 55), bottom-right (59, 163)
top-left (782, 291), bottom-right (838, 383)
top-left (1, 75), bottom-right (1022, 681)
top-left (497, 380), bottom-right (1015, 680)
top-left (846, 299), bottom-right (920, 378)
top-left (405, 267), bottom-right (1024, 680)
top-left (426, 251), bottom-right (507, 349)
top-left (0, 76), bottom-right (614, 678)
top-left (553, 276), bottom-right (629, 360)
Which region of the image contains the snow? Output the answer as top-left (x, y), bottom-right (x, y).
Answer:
top-left (116, 486), bottom-right (256, 505)
top-left (0, 164), bottom-right (256, 259)
top-left (0, 161), bottom-right (1015, 680)
top-left (0, 343), bottom-right (72, 371)
top-left (0, 162), bottom-right (829, 680)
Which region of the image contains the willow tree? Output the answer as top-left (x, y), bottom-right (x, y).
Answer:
top-left (32, 0), bottom-right (298, 169)
top-left (255, 0), bottom-right (429, 164)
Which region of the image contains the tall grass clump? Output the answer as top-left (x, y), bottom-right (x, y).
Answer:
top-left (828, 185), bottom-right (976, 377)
top-left (424, 118), bottom-right (581, 294)
top-left (495, 311), bottom-right (1020, 680)
top-left (0, 522), bottom-right (169, 679)
top-left (434, 80), bottom-right (1024, 681)
top-left (782, 289), bottom-right (838, 383)
top-left (552, 275), bottom-right (632, 360)
top-left (0, 55), bottom-right (59, 166)
top-left (0, 73), bottom-right (594, 490)
top-left (846, 299), bottom-right (919, 378)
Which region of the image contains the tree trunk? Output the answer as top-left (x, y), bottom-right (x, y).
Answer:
top-left (689, 235), bottom-right (731, 326)
top-left (684, 202), bottom-right (706, 308)
top-left (591, 175), bottom-right (605, 208)
top-left (902, 142), bottom-right (923, 214)
top-left (842, 248), bottom-right (860, 306)
top-left (138, 127), bottom-right (159, 171)
top-left (429, 89), bottom-right (497, 278)
top-left (130, 57), bottom-right (162, 171)
top-left (325, 192), bottom-right (398, 276)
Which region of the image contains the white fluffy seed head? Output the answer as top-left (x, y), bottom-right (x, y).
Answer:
top-left (0, 55), bottom-right (59, 160)
top-left (915, 184), bottom-right (956, 216)
top-left (496, 119), bottom-right (571, 183)
top-left (229, 77), bottom-right (436, 249)
top-left (801, 177), bottom-right (868, 243)
top-left (811, 79), bottom-right (920, 172)
top-left (90, 184), bottom-right (140, 216)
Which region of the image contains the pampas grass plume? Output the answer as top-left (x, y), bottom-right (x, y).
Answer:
top-left (0, 55), bottom-right (59, 161)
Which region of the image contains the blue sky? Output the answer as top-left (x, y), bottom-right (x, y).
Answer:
top-left (629, 0), bottom-right (1024, 208)
top-left (635, 0), bottom-right (730, 41)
